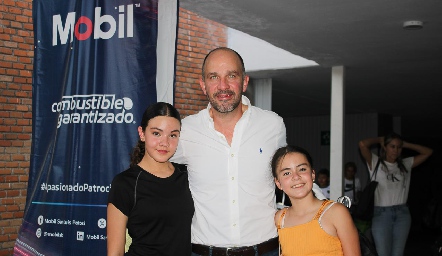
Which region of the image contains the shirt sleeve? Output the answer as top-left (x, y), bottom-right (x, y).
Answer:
top-left (403, 156), bottom-right (414, 172)
top-left (368, 153), bottom-right (379, 173)
top-left (108, 173), bottom-right (134, 216)
top-left (277, 117), bottom-right (287, 147)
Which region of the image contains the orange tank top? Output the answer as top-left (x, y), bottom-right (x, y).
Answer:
top-left (277, 200), bottom-right (343, 256)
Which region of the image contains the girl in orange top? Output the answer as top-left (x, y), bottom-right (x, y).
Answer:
top-left (272, 145), bottom-right (360, 256)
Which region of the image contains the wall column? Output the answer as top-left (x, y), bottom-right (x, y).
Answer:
top-left (249, 78), bottom-right (272, 110)
top-left (330, 66), bottom-right (345, 200)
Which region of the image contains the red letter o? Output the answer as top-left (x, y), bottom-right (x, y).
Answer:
top-left (74, 16), bottom-right (93, 41)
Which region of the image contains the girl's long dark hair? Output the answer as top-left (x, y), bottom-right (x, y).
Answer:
top-left (129, 102), bottom-right (181, 167)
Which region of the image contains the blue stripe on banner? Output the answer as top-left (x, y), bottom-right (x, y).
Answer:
top-left (31, 202), bottom-right (107, 207)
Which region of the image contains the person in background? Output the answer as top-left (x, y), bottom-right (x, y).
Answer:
top-left (171, 47), bottom-right (325, 256)
top-left (359, 132), bottom-right (433, 256)
top-left (107, 102), bottom-right (194, 256)
top-left (316, 168), bottom-right (330, 199)
top-left (273, 145), bottom-right (360, 256)
top-left (343, 162), bottom-right (362, 209)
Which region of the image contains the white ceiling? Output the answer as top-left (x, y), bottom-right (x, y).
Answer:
top-left (180, 0), bottom-right (442, 126)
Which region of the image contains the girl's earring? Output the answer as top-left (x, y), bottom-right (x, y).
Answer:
top-left (140, 137), bottom-right (145, 142)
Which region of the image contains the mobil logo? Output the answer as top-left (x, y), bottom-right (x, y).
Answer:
top-left (52, 4), bottom-right (136, 46)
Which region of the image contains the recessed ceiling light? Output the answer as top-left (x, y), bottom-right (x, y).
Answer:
top-left (403, 20), bottom-right (423, 30)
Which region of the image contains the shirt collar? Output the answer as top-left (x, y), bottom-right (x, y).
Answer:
top-left (204, 95), bottom-right (251, 129)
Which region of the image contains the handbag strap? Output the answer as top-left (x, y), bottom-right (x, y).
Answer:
top-left (370, 158), bottom-right (380, 181)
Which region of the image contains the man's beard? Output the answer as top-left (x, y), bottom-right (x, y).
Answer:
top-left (208, 89), bottom-right (242, 113)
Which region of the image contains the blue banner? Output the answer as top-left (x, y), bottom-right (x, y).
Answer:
top-left (14, 0), bottom-right (176, 255)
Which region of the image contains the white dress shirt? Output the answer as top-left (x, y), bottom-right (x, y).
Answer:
top-left (171, 96), bottom-right (286, 247)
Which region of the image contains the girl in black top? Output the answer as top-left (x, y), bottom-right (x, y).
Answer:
top-left (107, 102), bottom-right (194, 256)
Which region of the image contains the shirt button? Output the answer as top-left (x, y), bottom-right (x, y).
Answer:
top-left (233, 223), bottom-right (236, 227)
top-left (231, 154), bottom-right (234, 157)
top-left (232, 200), bottom-right (235, 204)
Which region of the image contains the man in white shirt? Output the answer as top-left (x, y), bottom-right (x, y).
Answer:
top-left (172, 47), bottom-right (324, 256)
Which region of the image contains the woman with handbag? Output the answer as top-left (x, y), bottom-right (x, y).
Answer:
top-left (359, 132), bottom-right (433, 256)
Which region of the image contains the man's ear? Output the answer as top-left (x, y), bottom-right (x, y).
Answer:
top-left (275, 177), bottom-right (282, 190)
top-left (199, 77), bottom-right (207, 95)
top-left (242, 75), bottom-right (249, 92)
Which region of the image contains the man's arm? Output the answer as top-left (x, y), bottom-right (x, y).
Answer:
top-left (278, 118), bottom-right (287, 147)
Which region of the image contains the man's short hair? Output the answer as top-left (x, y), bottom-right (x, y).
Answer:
top-left (201, 47), bottom-right (246, 80)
